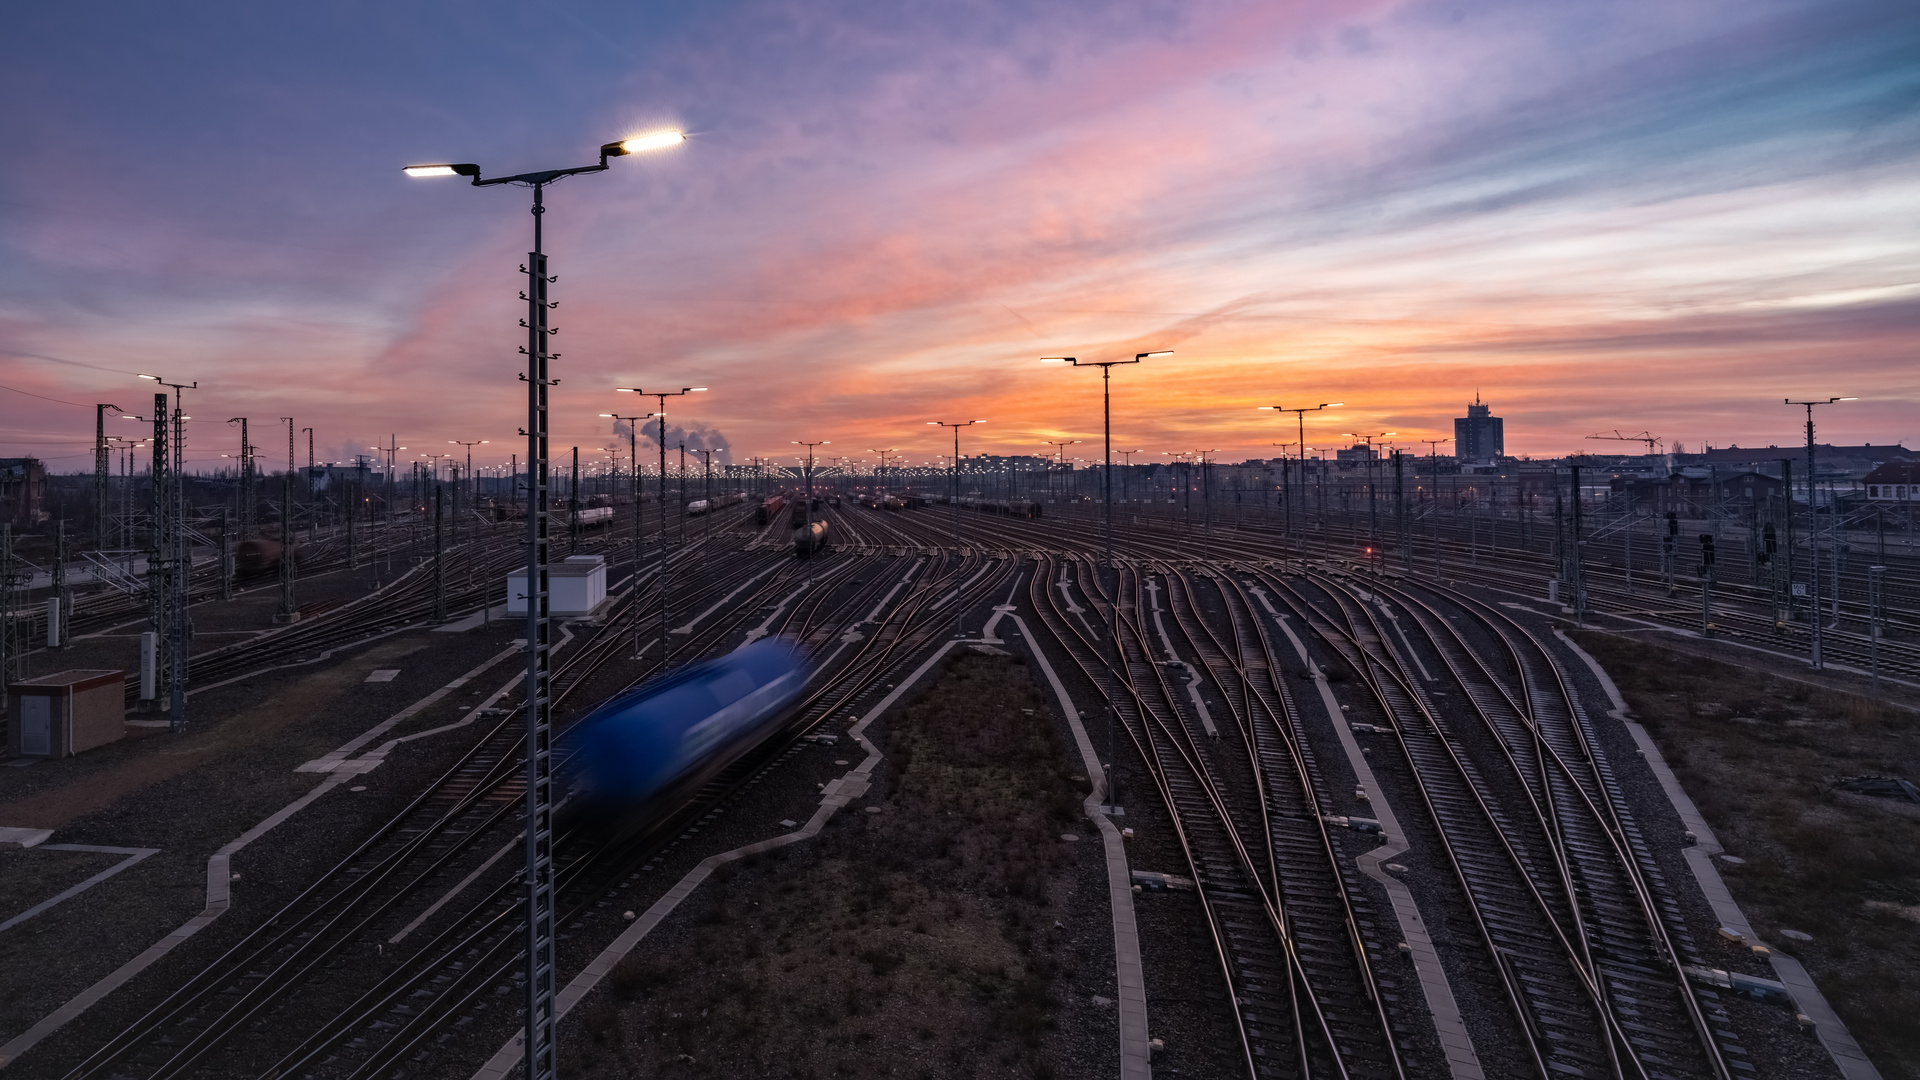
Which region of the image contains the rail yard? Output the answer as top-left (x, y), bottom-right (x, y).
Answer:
top-left (0, 492), bottom-right (1910, 1080)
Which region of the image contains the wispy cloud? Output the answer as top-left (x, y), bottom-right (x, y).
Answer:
top-left (2, 0), bottom-right (1915, 464)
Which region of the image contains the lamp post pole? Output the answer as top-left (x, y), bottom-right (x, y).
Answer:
top-left (1341, 431), bottom-right (1396, 554)
top-left (94, 404), bottom-right (121, 551)
top-left (617, 386), bottom-right (708, 665)
top-left (1043, 440), bottom-right (1080, 504)
top-left (1117, 449), bottom-right (1141, 520)
top-left (407, 127), bottom-right (683, 1080)
top-left (1041, 351), bottom-right (1168, 571)
top-left (1193, 449), bottom-right (1219, 559)
top-left (603, 413), bottom-right (651, 644)
top-left (928, 421), bottom-right (981, 635)
top-left (869, 449), bottom-right (897, 497)
top-left (794, 440), bottom-right (829, 554)
top-left (1785, 396), bottom-right (1856, 670)
top-left (135, 373), bottom-right (194, 732)
top-left (1420, 439), bottom-right (1450, 579)
top-left (1258, 402), bottom-right (1343, 553)
top-left (451, 440), bottom-right (489, 507)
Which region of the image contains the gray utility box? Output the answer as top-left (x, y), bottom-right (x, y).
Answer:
top-left (506, 555), bottom-right (608, 618)
top-left (8, 669), bottom-right (126, 759)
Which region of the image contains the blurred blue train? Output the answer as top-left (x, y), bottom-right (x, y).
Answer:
top-left (558, 639), bottom-right (811, 837)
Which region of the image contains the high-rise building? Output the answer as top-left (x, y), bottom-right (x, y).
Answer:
top-left (1454, 394), bottom-right (1504, 461)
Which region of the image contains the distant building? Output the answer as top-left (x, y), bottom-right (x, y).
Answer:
top-left (0, 458), bottom-right (46, 528)
top-left (1335, 443), bottom-right (1376, 463)
top-left (1454, 395), bottom-right (1504, 461)
top-left (1864, 462), bottom-right (1920, 504)
top-left (1613, 470), bottom-right (1785, 517)
top-left (1693, 444), bottom-right (1913, 477)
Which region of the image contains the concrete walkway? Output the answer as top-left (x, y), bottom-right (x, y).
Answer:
top-left (0, 639), bottom-right (535, 1071)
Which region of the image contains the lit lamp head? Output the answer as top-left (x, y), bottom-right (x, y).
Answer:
top-left (601, 130), bottom-right (686, 158)
top-left (401, 163), bottom-right (480, 178)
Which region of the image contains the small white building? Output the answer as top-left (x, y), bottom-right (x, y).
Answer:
top-left (506, 555), bottom-right (607, 618)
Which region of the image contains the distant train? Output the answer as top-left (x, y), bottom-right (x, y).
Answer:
top-left (755, 495), bottom-right (787, 526)
top-left (795, 520), bottom-right (829, 556)
top-left (787, 496), bottom-right (823, 527)
top-left (234, 536), bottom-right (302, 576)
top-left (687, 492), bottom-right (748, 516)
top-left (561, 506), bottom-right (615, 529)
top-left (940, 496), bottom-right (1044, 519)
top-left (558, 640), bottom-right (811, 838)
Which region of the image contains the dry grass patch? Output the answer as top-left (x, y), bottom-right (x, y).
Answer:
top-left (568, 650), bottom-right (1093, 1080)
top-left (1575, 632), bottom-right (1920, 1079)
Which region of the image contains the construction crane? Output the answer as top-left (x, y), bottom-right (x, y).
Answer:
top-left (1586, 430), bottom-right (1663, 454)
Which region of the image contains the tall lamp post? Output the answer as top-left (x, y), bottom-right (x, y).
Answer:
top-left (1258, 402), bottom-right (1343, 550)
top-left (1270, 442), bottom-right (1298, 538)
top-left (616, 386), bottom-right (708, 666)
top-left (1117, 449), bottom-right (1142, 515)
top-left (1043, 440), bottom-right (1080, 503)
top-left (94, 404), bottom-right (122, 551)
top-left (1341, 431), bottom-right (1396, 550)
top-left (794, 440), bottom-right (829, 551)
top-left (869, 449), bottom-right (897, 495)
top-left (407, 127), bottom-right (683, 1080)
top-left (603, 413), bottom-right (653, 628)
top-left (928, 420), bottom-right (981, 635)
top-left (1041, 351), bottom-right (1169, 569)
top-left (1785, 396), bottom-right (1856, 670)
top-left (1195, 448), bottom-right (1219, 557)
top-left (451, 440), bottom-right (489, 505)
top-left (135, 372), bottom-right (194, 732)
top-left (1419, 438), bottom-right (1451, 579)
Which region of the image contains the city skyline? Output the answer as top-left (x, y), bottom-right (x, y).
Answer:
top-left (3, 0), bottom-right (1916, 470)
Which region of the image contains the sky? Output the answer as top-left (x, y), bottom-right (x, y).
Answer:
top-left (2, 0), bottom-right (1917, 475)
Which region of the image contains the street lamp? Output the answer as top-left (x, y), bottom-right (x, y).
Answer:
top-left (1785, 396), bottom-right (1856, 670)
top-left (602, 413), bottom-right (653, 613)
top-left (869, 449), bottom-right (898, 495)
top-left (409, 129), bottom-right (683, 1080)
top-left (1258, 401), bottom-right (1342, 551)
top-left (1042, 350), bottom-right (1168, 571)
top-left (928, 420), bottom-right (981, 634)
top-left (793, 441), bottom-right (829, 552)
top-left (134, 373), bottom-right (194, 732)
top-left (616, 386), bottom-right (708, 666)
top-left (1341, 432), bottom-right (1396, 551)
top-left (1194, 448), bottom-right (1219, 556)
top-left (1419, 438), bottom-right (1451, 579)
top-left (450, 440), bottom-right (489, 504)
top-left (1042, 440), bottom-right (1080, 504)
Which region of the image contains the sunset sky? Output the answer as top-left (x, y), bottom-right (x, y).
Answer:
top-left (3, 0), bottom-right (1916, 474)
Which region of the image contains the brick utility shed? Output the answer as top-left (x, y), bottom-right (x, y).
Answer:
top-left (8, 669), bottom-right (125, 759)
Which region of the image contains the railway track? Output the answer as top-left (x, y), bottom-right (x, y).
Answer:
top-left (1026, 553), bottom-right (1406, 1079)
top-left (52, 502), bottom-right (1022, 1080)
top-left (27, 494), bottom-right (1841, 1080)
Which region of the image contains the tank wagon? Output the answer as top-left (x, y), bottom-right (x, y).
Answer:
top-left (795, 520), bottom-right (830, 556)
top-left (559, 640), bottom-right (810, 839)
